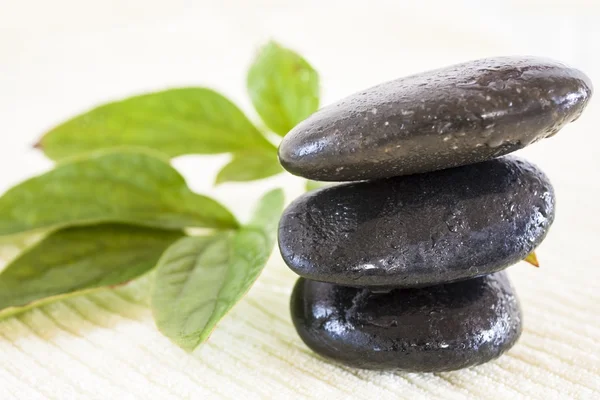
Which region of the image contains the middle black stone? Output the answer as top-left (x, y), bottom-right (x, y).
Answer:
top-left (278, 155), bottom-right (554, 288)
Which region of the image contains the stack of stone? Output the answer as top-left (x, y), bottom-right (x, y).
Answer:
top-left (277, 57), bottom-right (592, 371)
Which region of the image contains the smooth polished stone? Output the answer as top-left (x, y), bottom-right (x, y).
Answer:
top-left (279, 57), bottom-right (592, 181)
top-left (278, 156), bottom-right (554, 288)
top-left (290, 273), bottom-right (522, 371)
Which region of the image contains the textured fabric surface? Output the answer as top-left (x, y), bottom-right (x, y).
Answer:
top-left (0, 235), bottom-right (598, 399)
top-left (1, 1), bottom-right (599, 398)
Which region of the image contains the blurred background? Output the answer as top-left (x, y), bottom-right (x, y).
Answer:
top-left (3, 1), bottom-right (599, 202)
top-left (1, 1), bottom-right (599, 399)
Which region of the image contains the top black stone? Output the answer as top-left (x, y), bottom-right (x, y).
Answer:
top-left (279, 57), bottom-right (592, 181)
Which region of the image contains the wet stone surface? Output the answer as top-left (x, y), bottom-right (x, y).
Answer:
top-left (279, 56), bottom-right (592, 181)
top-left (290, 272), bottom-right (522, 371)
top-left (278, 156), bottom-right (555, 288)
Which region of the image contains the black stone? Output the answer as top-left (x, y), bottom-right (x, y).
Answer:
top-left (279, 156), bottom-right (554, 288)
top-left (291, 273), bottom-right (522, 371)
top-left (279, 57), bottom-right (592, 181)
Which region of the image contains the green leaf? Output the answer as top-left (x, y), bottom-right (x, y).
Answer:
top-left (0, 149), bottom-right (238, 238)
top-left (305, 180), bottom-right (333, 192)
top-left (151, 189), bottom-right (284, 351)
top-left (37, 88), bottom-right (275, 161)
top-left (0, 232), bottom-right (45, 267)
top-left (0, 224), bottom-right (183, 319)
top-left (244, 188), bottom-right (285, 235)
top-left (247, 41), bottom-right (319, 136)
top-left (216, 150), bottom-right (284, 184)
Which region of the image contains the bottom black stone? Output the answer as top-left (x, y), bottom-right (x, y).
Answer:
top-left (290, 272), bottom-right (522, 371)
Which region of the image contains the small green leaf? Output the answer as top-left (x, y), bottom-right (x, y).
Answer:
top-left (152, 189), bottom-right (284, 351)
top-left (0, 149), bottom-right (238, 238)
top-left (216, 150), bottom-right (284, 184)
top-left (247, 41), bottom-right (319, 136)
top-left (37, 88), bottom-right (274, 161)
top-left (305, 180), bottom-right (333, 192)
top-left (0, 224), bottom-right (183, 319)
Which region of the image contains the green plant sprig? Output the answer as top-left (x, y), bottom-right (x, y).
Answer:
top-left (0, 41), bottom-right (311, 351)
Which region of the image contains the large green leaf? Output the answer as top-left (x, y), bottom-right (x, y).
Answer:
top-left (151, 189), bottom-right (284, 351)
top-left (0, 224), bottom-right (183, 319)
top-left (247, 41), bottom-right (319, 136)
top-left (216, 150), bottom-right (284, 184)
top-left (37, 88), bottom-right (275, 160)
top-left (0, 149), bottom-right (238, 238)
top-left (0, 232), bottom-right (45, 267)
